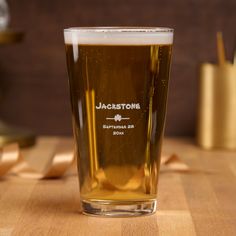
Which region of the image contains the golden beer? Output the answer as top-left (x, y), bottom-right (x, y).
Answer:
top-left (64, 27), bottom-right (173, 216)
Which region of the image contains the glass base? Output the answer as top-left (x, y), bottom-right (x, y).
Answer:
top-left (82, 199), bottom-right (157, 217)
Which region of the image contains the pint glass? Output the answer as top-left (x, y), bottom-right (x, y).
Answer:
top-left (64, 27), bottom-right (173, 216)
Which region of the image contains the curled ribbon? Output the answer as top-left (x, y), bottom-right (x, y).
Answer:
top-left (0, 143), bottom-right (189, 180)
top-left (0, 143), bottom-right (75, 179)
top-left (161, 154), bottom-right (189, 172)
top-left (0, 144), bottom-right (20, 177)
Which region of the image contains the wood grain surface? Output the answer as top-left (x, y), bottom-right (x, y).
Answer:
top-left (0, 0), bottom-right (236, 136)
top-left (0, 137), bottom-right (236, 236)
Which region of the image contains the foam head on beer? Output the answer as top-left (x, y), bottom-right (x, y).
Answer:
top-left (64, 27), bottom-right (173, 45)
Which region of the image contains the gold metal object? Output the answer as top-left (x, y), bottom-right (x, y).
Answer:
top-left (0, 29), bottom-right (24, 44)
top-left (0, 121), bottom-right (35, 148)
top-left (197, 32), bottom-right (236, 150)
top-left (0, 30), bottom-right (36, 148)
top-left (197, 63), bottom-right (236, 149)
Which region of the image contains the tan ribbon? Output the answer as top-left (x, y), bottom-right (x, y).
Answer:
top-left (0, 144), bottom-right (20, 177)
top-left (0, 143), bottom-right (189, 180)
top-left (161, 154), bottom-right (189, 172)
top-left (0, 143), bottom-right (74, 179)
top-left (92, 154), bottom-right (190, 191)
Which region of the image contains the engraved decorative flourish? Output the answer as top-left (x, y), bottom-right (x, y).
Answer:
top-left (106, 114), bottom-right (130, 122)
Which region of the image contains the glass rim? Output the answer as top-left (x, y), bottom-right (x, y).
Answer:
top-left (64, 27), bottom-right (174, 33)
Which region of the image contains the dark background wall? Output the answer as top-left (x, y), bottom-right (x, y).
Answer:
top-left (0, 0), bottom-right (235, 136)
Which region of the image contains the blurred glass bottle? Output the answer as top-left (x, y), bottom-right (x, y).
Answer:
top-left (0, 0), bottom-right (9, 30)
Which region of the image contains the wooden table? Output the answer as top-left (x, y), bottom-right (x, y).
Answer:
top-left (0, 137), bottom-right (236, 236)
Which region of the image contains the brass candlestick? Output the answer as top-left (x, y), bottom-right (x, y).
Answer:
top-left (0, 30), bottom-right (36, 147)
top-left (197, 32), bottom-right (236, 150)
top-left (0, 29), bottom-right (24, 44)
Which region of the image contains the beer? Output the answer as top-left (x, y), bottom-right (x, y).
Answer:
top-left (64, 27), bottom-right (173, 216)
